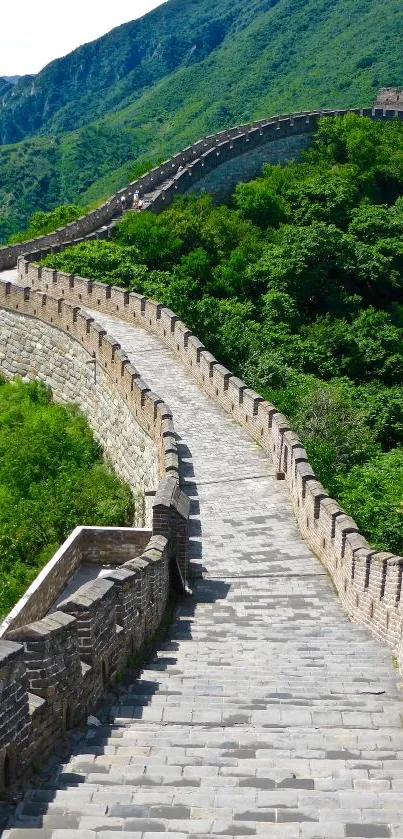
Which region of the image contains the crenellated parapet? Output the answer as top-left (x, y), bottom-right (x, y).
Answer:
top-left (1, 105), bottom-right (403, 270)
top-left (0, 278), bottom-right (191, 793)
top-left (0, 531), bottom-right (176, 792)
top-left (2, 100), bottom-right (403, 793)
top-left (18, 257), bottom-right (403, 684)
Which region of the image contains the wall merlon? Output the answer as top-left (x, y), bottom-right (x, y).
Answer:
top-left (212, 364), bottom-right (231, 391)
top-left (187, 334), bottom-right (205, 360)
top-left (0, 639), bottom-right (24, 667)
top-left (271, 412), bottom-right (291, 433)
top-left (200, 350), bottom-right (218, 378)
top-left (125, 557), bottom-right (150, 572)
top-left (57, 578), bottom-right (115, 613)
top-left (7, 612), bottom-right (76, 642)
top-left (243, 388), bottom-right (264, 415)
top-left (228, 376), bottom-right (247, 404)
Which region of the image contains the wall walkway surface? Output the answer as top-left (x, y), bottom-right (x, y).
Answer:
top-left (1, 281), bottom-right (403, 837)
top-left (1, 105), bottom-right (403, 835)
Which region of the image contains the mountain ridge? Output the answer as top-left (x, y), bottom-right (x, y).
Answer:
top-left (0, 0), bottom-right (402, 242)
top-left (0, 0), bottom-right (274, 145)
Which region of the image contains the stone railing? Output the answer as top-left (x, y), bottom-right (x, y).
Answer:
top-left (0, 526), bottom-right (153, 638)
top-left (0, 279), bottom-right (190, 792)
top-left (0, 532), bottom-right (170, 792)
top-left (19, 258), bottom-right (403, 680)
top-left (1, 106), bottom-right (403, 270)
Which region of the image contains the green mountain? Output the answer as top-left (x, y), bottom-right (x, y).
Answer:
top-left (1, 0), bottom-right (402, 242)
top-left (0, 0), bottom-right (273, 145)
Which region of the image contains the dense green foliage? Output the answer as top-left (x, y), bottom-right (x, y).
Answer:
top-left (43, 115), bottom-right (403, 554)
top-left (7, 204), bottom-right (89, 243)
top-left (0, 379), bottom-right (134, 616)
top-left (1, 0), bottom-right (403, 241)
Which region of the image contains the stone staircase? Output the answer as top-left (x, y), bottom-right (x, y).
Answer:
top-left (8, 577), bottom-right (403, 838)
top-left (3, 307), bottom-right (403, 838)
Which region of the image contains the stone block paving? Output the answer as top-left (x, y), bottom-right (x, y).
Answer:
top-left (4, 309), bottom-right (403, 838)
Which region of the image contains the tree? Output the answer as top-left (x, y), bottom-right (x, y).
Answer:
top-left (338, 449), bottom-right (403, 554)
top-left (234, 178), bottom-right (287, 229)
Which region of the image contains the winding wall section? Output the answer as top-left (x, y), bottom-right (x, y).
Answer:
top-left (0, 106), bottom-right (402, 270)
top-left (0, 279), bottom-right (190, 793)
top-left (18, 259), bottom-right (403, 671)
top-left (1, 106), bottom-right (403, 835)
top-left (2, 273), bottom-right (403, 837)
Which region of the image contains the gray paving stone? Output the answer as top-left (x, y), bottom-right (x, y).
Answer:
top-left (5, 305), bottom-right (403, 837)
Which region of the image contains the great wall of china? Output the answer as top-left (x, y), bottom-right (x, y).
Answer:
top-left (0, 106), bottom-right (403, 837)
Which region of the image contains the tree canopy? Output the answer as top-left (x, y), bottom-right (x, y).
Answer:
top-left (0, 379), bottom-right (134, 616)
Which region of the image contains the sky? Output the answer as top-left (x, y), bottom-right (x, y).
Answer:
top-left (0, 1), bottom-right (166, 77)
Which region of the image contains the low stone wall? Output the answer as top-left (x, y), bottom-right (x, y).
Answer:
top-left (0, 532), bottom-right (171, 792)
top-left (24, 261), bottom-right (403, 676)
top-left (0, 527), bottom-right (152, 637)
top-left (1, 107), bottom-right (402, 269)
top-left (0, 281), bottom-right (191, 793)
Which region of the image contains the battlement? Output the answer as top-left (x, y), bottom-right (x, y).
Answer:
top-left (0, 106), bottom-right (401, 272)
top-left (0, 531), bottom-right (174, 790)
top-left (0, 279), bottom-right (190, 792)
top-left (15, 259), bottom-right (403, 686)
top-left (1, 102), bottom-right (403, 794)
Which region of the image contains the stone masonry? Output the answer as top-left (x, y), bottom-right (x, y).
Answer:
top-left (0, 307), bottom-right (158, 525)
top-left (2, 103), bottom-right (403, 835)
top-left (0, 278), bottom-right (191, 794)
top-left (2, 300), bottom-right (403, 838)
top-left (0, 105), bottom-right (402, 272)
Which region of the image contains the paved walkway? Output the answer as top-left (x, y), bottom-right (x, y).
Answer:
top-left (5, 307), bottom-right (403, 838)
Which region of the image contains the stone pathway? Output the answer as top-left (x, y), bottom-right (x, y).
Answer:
top-left (4, 308), bottom-right (403, 839)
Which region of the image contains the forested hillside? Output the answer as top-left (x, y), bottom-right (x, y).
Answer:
top-left (1, 0), bottom-right (403, 241)
top-left (43, 115), bottom-right (403, 556)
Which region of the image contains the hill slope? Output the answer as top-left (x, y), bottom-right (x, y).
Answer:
top-left (0, 0), bottom-right (274, 145)
top-left (1, 0), bottom-right (403, 242)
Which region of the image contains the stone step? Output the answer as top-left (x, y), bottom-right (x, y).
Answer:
top-left (8, 807), bottom-right (403, 837)
top-left (5, 305), bottom-right (403, 838)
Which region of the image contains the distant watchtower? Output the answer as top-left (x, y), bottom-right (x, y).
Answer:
top-left (375, 88), bottom-right (403, 108)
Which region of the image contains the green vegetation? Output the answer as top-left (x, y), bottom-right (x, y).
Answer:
top-left (43, 115), bottom-right (403, 554)
top-left (0, 378), bottom-right (134, 616)
top-left (7, 204), bottom-right (89, 243)
top-left (1, 0), bottom-right (403, 241)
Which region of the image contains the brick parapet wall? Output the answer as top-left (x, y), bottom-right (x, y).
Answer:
top-left (20, 263), bottom-right (403, 678)
top-left (0, 527), bottom-right (153, 638)
top-left (1, 107), bottom-right (403, 270)
top-left (0, 281), bottom-right (190, 792)
top-left (0, 278), bottom-right (178, 483)
top-left (0, 532), bottom-right (173, 789)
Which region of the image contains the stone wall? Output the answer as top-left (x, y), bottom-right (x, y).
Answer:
top-left (375, 88), bottom-right (403, 108)
top-left (24, 262), bottom-right (403, 677)
top-left (0, 526), bottom-right (152, 638)
top-left (0, 281), bottom-right (190, 793)
top-left (0, 306), bottom-right (157, 526)
top-left (185, 134), bottom-right (312, 204)
top-left (2, 107), bottom-right (402, 270)
top-left (0, 533), bottom-right (172, 791)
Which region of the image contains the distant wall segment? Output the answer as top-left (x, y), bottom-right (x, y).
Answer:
top-left (1, 106), bottom-right (402, 269)
top-left (185, 133), bottom-right (312, 204)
